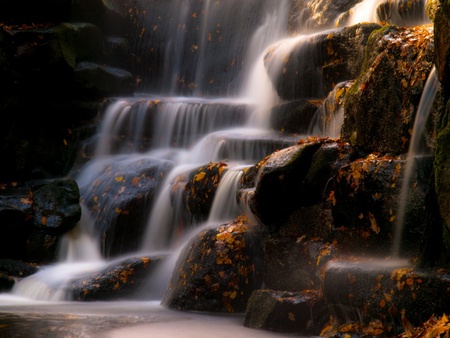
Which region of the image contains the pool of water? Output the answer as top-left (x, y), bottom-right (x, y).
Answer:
top-left (0, 298), bottom-right (307, 338)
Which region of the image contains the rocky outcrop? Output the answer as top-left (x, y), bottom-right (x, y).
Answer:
top-left (0, 1), bottom-right (135, 182)
top-left (0, 178), bottom-right (81, 263)
top-left (79, 156), bottom-right (173, 258)
top-left (71, 255), bottom-right (165, 301)
top-left (341, 24), bottom-right (435, 155)
top-left (162, 216), bottom-right (262, 313)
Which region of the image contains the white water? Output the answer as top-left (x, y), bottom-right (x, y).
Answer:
top-left (1, 0), bottom-right (434, 319)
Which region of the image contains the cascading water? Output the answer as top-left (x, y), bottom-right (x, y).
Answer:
top-left (392, 66), bottom-right (441, 258)
top-left (0, 1), bottom-right (436, 335)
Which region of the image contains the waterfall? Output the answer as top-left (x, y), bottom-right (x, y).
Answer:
top-left (392, 66), bottom-right (440, 258)
top-left (11, 205), bottom-right (107, 301)
top-left (5, 0), bottom-right (434, 305)
top-left (207, 167), bottom-right (245, 224)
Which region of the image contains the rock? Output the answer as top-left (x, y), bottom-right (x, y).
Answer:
top-left (331, 154), bottom-right (438, 259)
top-left (244, 289), bottom-right (329, 335)
top-left (341, 24), bottom-right (435, 155)
top-left (74, 61), bottom-right (134, 97)
top-left (323, 259), bottom-right (450, 335)
top-left (80, 156), bottom-right (173, 257)
top-left (267, 23), bottom-right (380, 101)
top-left (271, 99), bottom-right (322, 134)
top-left (180, 162), bottom-right (229, 223)
top-left (0, 179), bottom-right (81, 263)
top-left (249, 139), bottom-right (354, 230)
top-left (71, 255), bottom-right (165, 301)
top-left (162, 216), bottom-right (263, 313)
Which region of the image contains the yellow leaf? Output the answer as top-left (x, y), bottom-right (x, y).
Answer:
top-left (115, 176), bottom-right (124, 182)
top-left (369, 213), bottom-right (380, 234)
top-left (21, 197), bottom-right (32, 205)
top-left (288, 312), bottom-right (295, 321)
top-left (194, 172), bottom-right (206, 181)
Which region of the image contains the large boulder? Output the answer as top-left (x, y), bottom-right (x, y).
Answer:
top-left (265, 23), bottom-right (381, 101)
top-left (0, 179), bottom-right (81, 264)
top-left (247, 139), bottom-right (355, 230)
top-left (331, 154), bottom-right (438, 259)
top-left (79, 156), bottom-right (173, 257)
top-left (162, 216), bottom-right (263, 313)
top-left (341, 24), bottom-right (435, 155)
top-left (71, 255), bottom-right (166, 301)
top-left (244, 289), bottom-right (329, 335)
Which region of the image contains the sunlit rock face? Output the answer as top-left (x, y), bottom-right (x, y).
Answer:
top-left (341, 24), bottom-right (435, 155)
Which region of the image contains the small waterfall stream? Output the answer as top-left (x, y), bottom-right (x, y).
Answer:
top-left (392, 66), bottom-right (441, 258)
top-left (1, 0), bottom-right (435, 326)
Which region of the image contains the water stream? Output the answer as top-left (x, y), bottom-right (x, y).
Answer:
top-left (392, 66), bottom-right (441, 258)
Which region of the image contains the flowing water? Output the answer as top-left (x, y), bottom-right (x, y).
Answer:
top-left (0, 0), bottom-right (434, 336)
top-left (392, 66), bottom-right (441, 258)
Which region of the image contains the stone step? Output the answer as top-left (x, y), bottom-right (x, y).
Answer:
top-left (322, 259), bottom-right (450, 335)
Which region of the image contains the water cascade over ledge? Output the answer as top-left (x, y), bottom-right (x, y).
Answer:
top-left (1, 0), bottom-right (444, 336)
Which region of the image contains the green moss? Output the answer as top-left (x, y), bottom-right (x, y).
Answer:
top-left (434, 125), bottom-right (450, 194)
top-left (55, 23), bottom-right (77, 68)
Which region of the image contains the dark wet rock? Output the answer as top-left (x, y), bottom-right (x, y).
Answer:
top-left (331, 154), bottom-right (437, 258)
top-left (0, 273), bottom-right (14, 292)
top-left (278, 204), bottom-right (335, 240)
top-left (0, 259), bottom-right (38, 292)
top-left (249, 139), bottom-right (354, 230)
top-left (74, 61), bottom-right (134, 98)
top-left (250, 141), bottom-right (322, 228)
top-left (310, 80), bottom-right (354, 138)
top-left (71, 0), bottom-right (130, 36)
top-left (341, 24), bottom-right (435, 155)
top-left (271, 99), bottom-right (322, 134)
top-left (71, 255), bottom-right (165, 301)
top-left (244, 289), bottom-right (329, 335)
top-left (323, 259), bottom-right (450, 335)
top-left (0, 20), bottom-right (134, 182)
top-left (434, 0), bottom-right (450, 263)
top-left (33, 179), bottom-right (81, 233)
top-left (0, 187), bottom-right (34, 250)
top-left (263, 236), bottom-right (333, 291)
top-left (162, 216), bottom-right (263, 313)
top-left (0, 179), bottom-right (81, 263)
top-left (80, 156), bottom-right (173, 257)
top-left (321, 23), bottom-right (382, 94)
top-left (0, 259), bottom-right (38, 278)
top-left (267, 22), bottom-right (380, 101)
top-left (179, 162), bottom-right (229, 224)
